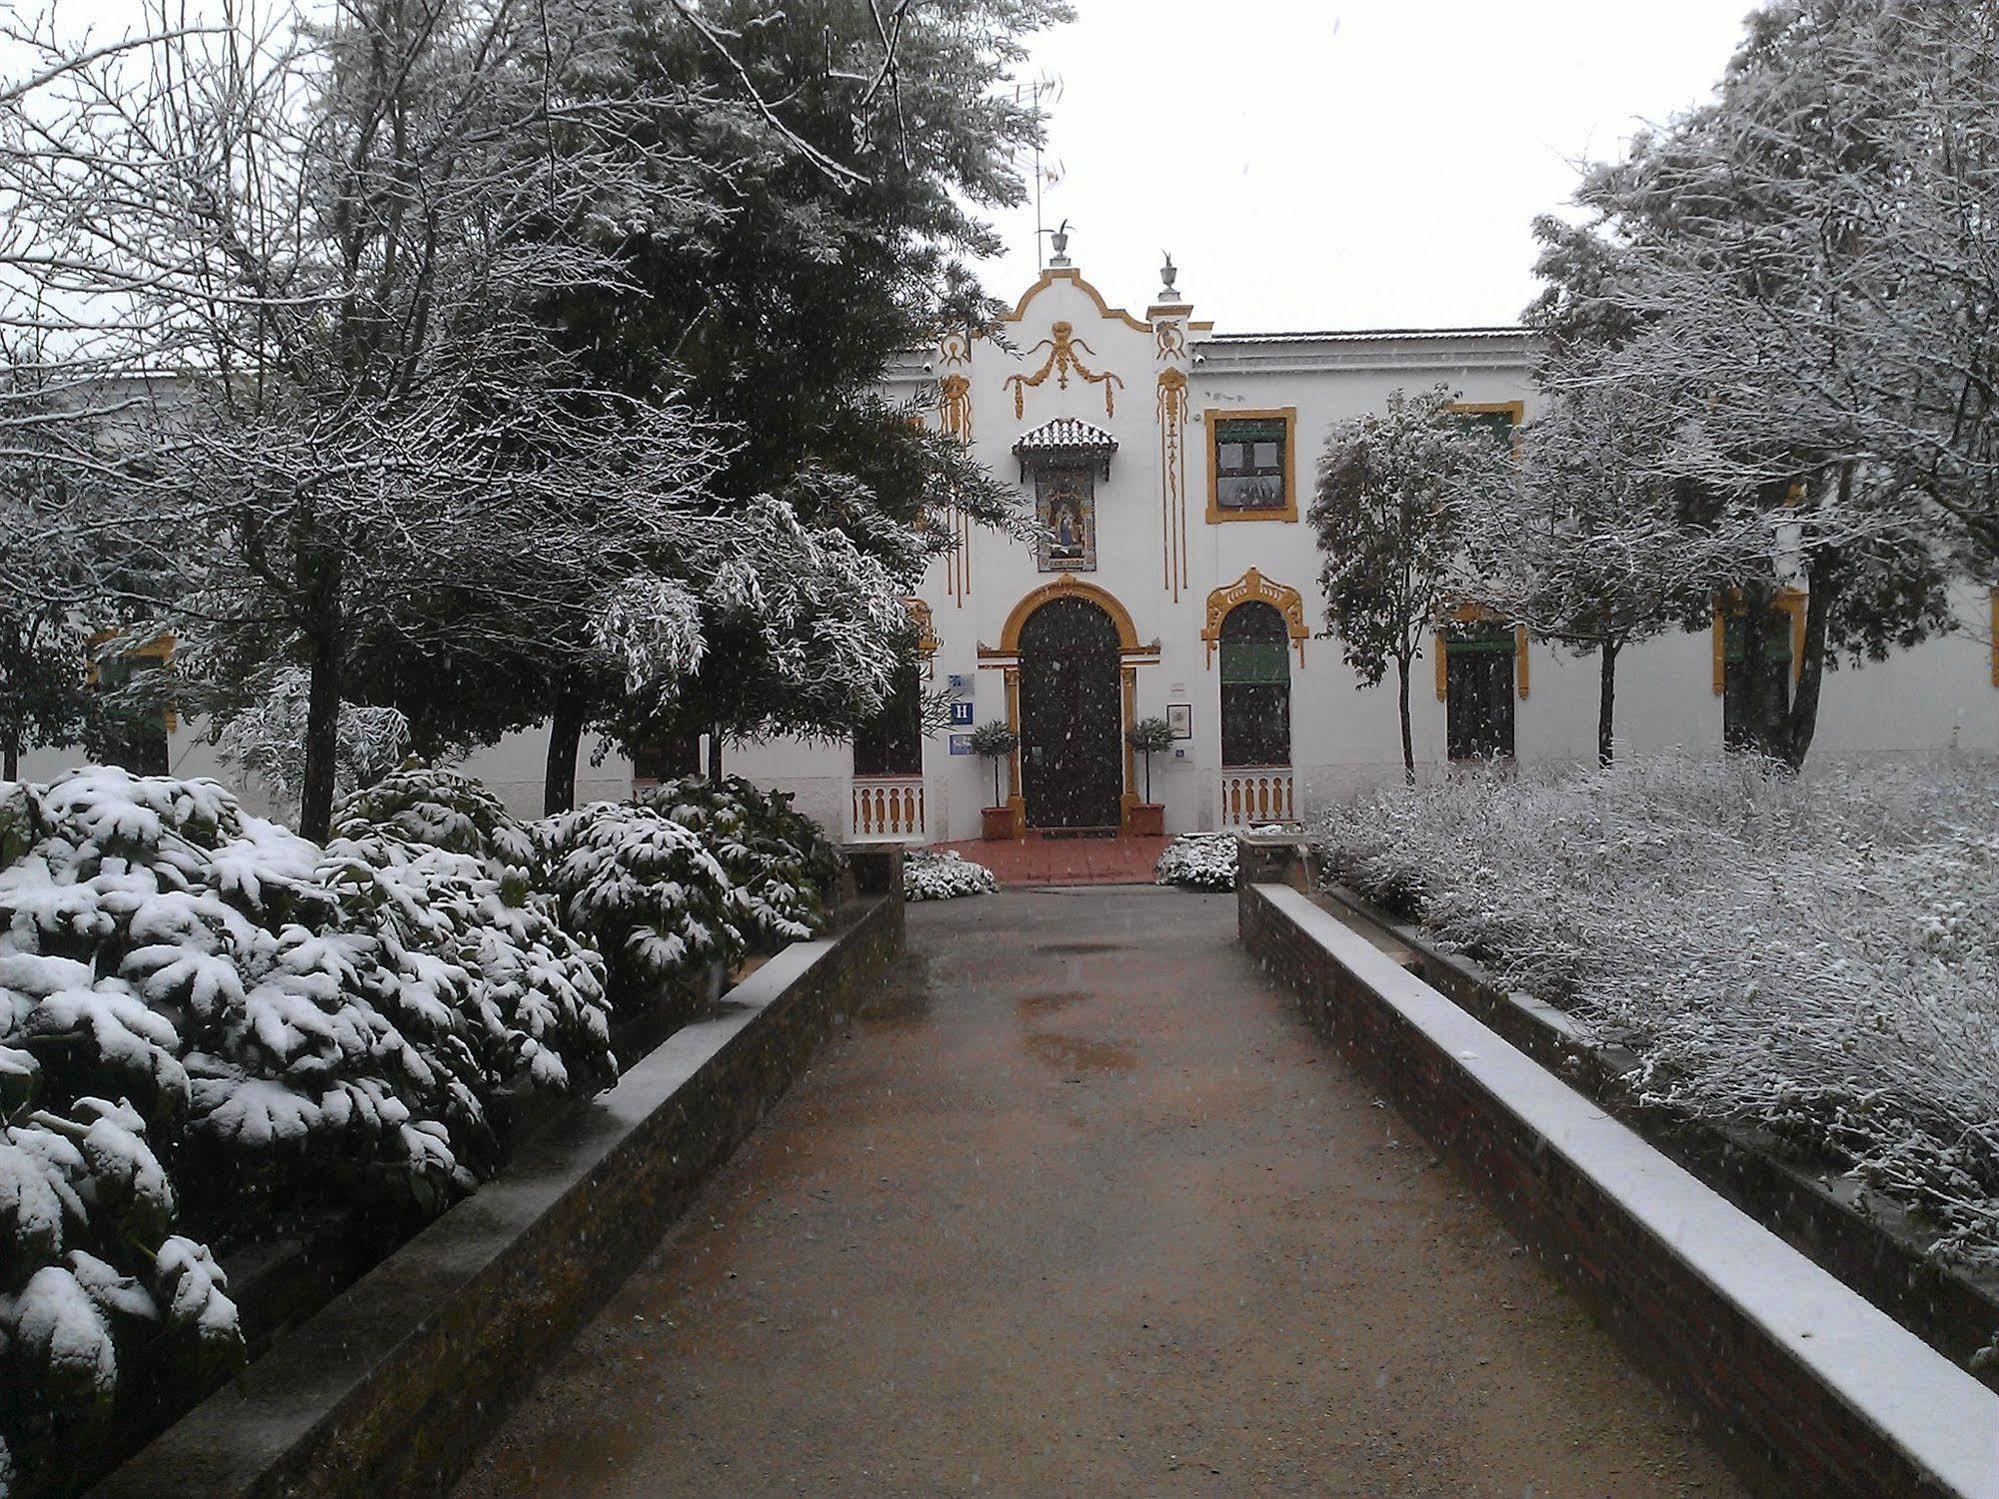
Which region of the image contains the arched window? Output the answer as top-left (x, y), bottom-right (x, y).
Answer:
top-left (1219, 602), bottom-right (1291, 767)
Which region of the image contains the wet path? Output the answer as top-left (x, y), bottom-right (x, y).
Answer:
top-left (455, 888), bottom-right (1746, 1497)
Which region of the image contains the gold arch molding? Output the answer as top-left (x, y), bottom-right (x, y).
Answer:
top-left (978, 576), bottom-right (1157, 836)
top-left (985, 574), bottom-right (1154, 658)
top-left (1201, 568), bottom-right (1309, 667)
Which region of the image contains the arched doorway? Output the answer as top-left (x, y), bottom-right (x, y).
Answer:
top-left (1018, 595), bottom-right (1123, 829)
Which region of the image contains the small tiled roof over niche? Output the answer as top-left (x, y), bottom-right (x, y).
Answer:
top-left (1012, 417), bottom-right (1117, 478)
top-left (1012, 417), bottom-right (1117, 455)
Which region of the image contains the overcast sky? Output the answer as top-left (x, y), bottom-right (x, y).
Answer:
top-left (979, 0), bottom-right (1761, 333)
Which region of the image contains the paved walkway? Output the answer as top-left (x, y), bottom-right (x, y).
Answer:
top-left (455, 889), bottom-right (1746, 1497)
top-left (933, 833), bottom-right (1169, 886)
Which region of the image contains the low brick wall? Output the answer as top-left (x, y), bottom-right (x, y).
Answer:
top-left (93, 890), bottom-right (903, 1499)
top-left (1239, 874), bottom-right (1998, 1499)
top-left (1304, 874), bottom-right (1999, 1391)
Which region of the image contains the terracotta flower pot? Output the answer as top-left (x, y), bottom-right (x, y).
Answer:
top-left (981, 805), bottom-right (1016, 841)
top-left (1129, 802), bottom-right (1165, 837)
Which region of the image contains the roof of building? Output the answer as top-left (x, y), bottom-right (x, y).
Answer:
top-left (1200, 326), bottom-right (1528, 345)
top-left (1012, 417), bottom-right (1119, 453)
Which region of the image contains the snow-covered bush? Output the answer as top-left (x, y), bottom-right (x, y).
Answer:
top-left (903, 850), bottom-right (997, 901)
top-left (536, 802), bottom-right (743, 1011)
top-left (328, 767), bottom-right (615, 1104)
top-left (634, 776), bottom-right (839, 948)
top-left (1154, 832), bottom-right (1239, 890)
top-left (0, 767), bottom-right (624, 1478)
top-left (332, 765), bottom-right (540, 881)
top-left (1313, 755), bottom-right (1999, 1265)
top-left (1153, 828), bottom-right (1286, 890)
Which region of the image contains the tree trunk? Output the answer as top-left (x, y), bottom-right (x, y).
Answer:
top-left (1395, 654), bottom-right (1415, 786)
top-left (1736, 578), bottom-right (1781, 760)
top-left (1781, 544), bottom-right (1840, 772)
top-left (543, 691), bottom-right (587, 816)
top-left (3, 727), bottom-right (17, 782)
top-left (706, 726), bottom-right (723, 782)
top-left (299, 638), bottom-right (341, 842)
top-left (1597, 638), bottom-right (1620, 768)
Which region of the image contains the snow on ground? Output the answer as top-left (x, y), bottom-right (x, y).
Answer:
top-left (1312, 753), bottom-right (1999, 1265)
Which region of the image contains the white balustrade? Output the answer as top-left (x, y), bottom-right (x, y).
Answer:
top-left (851, 776), bottom-right (926, 842)
top-left (1218, 768), bottom-right (1297, 828)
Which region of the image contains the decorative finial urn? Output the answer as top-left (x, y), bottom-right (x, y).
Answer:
top-left (1048, 218), bottom-right (1072, 268)
top-left (1160, 251), bottom-right (1179, 300)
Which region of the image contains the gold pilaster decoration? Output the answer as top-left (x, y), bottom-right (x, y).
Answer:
top-left (1120, 663), bottom-right (1138, 830)
top-left (907, 597), bottom-right (939, 678)
top-left (1156, 364), bottom-right (1190, 602)
top-left (938, 374), bottom-right (972, 445)
top-left (1200, 568), bottom-right (1309, 667)
top-left (1003, 664), bottom-right (1024, 834)
top-left (1003, 320), bottom-right (1123, 420)
top-left (937, 329), bottom-right (975, 608)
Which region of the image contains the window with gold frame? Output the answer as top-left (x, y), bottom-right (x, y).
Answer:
top-left (1206, 408), bottom-right (1297, 522)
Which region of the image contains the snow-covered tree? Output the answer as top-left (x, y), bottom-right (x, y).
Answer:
top-left (1452, 375), bottom-right (1729, 766)
top-left (209, 667), bottom-right (411, 809)
top-left (1528, 0), bottom-right (1993, 768)
top-left (0, 0), bottom-right (745, 839)
top-left (530, 0), bottom-right (1057, 800)
top-left (1310, 385), bottom-right (1515, 783)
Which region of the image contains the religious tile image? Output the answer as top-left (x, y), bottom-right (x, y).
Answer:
top-left (1035, 466), bottom-right (1097, 572)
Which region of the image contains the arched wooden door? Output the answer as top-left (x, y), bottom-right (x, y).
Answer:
top-left (1018, 596), bottom-right (1123, 829)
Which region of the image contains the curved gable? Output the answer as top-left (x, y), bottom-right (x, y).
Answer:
top-left (1006, 267), bottom-right (1151, 334)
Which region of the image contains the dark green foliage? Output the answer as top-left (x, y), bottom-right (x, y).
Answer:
top-left (635, 776), bottom-right (843, 950)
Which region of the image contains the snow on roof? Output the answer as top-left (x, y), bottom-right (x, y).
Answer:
top-left (1012, 417), bottom-right (1118, 453)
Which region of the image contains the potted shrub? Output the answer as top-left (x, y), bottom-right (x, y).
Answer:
top-left (1126, 716), bottom-right (1174, 836)
top-left (968, 719), bottom-right (1019, 840)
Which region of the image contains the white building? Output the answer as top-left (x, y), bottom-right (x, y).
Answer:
top-left (729, 250), bottom-right (1999, 844)
top-left (22, 251), bottom-right (1998, 834)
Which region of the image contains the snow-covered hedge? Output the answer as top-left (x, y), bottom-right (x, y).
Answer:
top-left (0, 768), bottom-right (618, 1484)
top-left (1313, 755), bottom-right (1999, 1265)
top-left (634, 776), bottom-right (840, 948)
top-left (903, 850), bottom-right (997, 901)
top-left (1153, 828), bottom-right (1287, 890)
top-left (536, 802), bottom-right (744, 1008)
top-left (1154, 832), bottom-right (1239, 890)
top-left (0, 763), bottom-right (842, 1484)
top-left (328, 768), bottom-right (615, 1102)
top-left (332, 765), bottom-right (538, 879)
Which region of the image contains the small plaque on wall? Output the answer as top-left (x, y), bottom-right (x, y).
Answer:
top-left (948, 701), bottom-right (974, 726)
top-left (1166, 703), bottom-right (1193, 739)
top-left (949, 733), bottom-right (974, 755)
